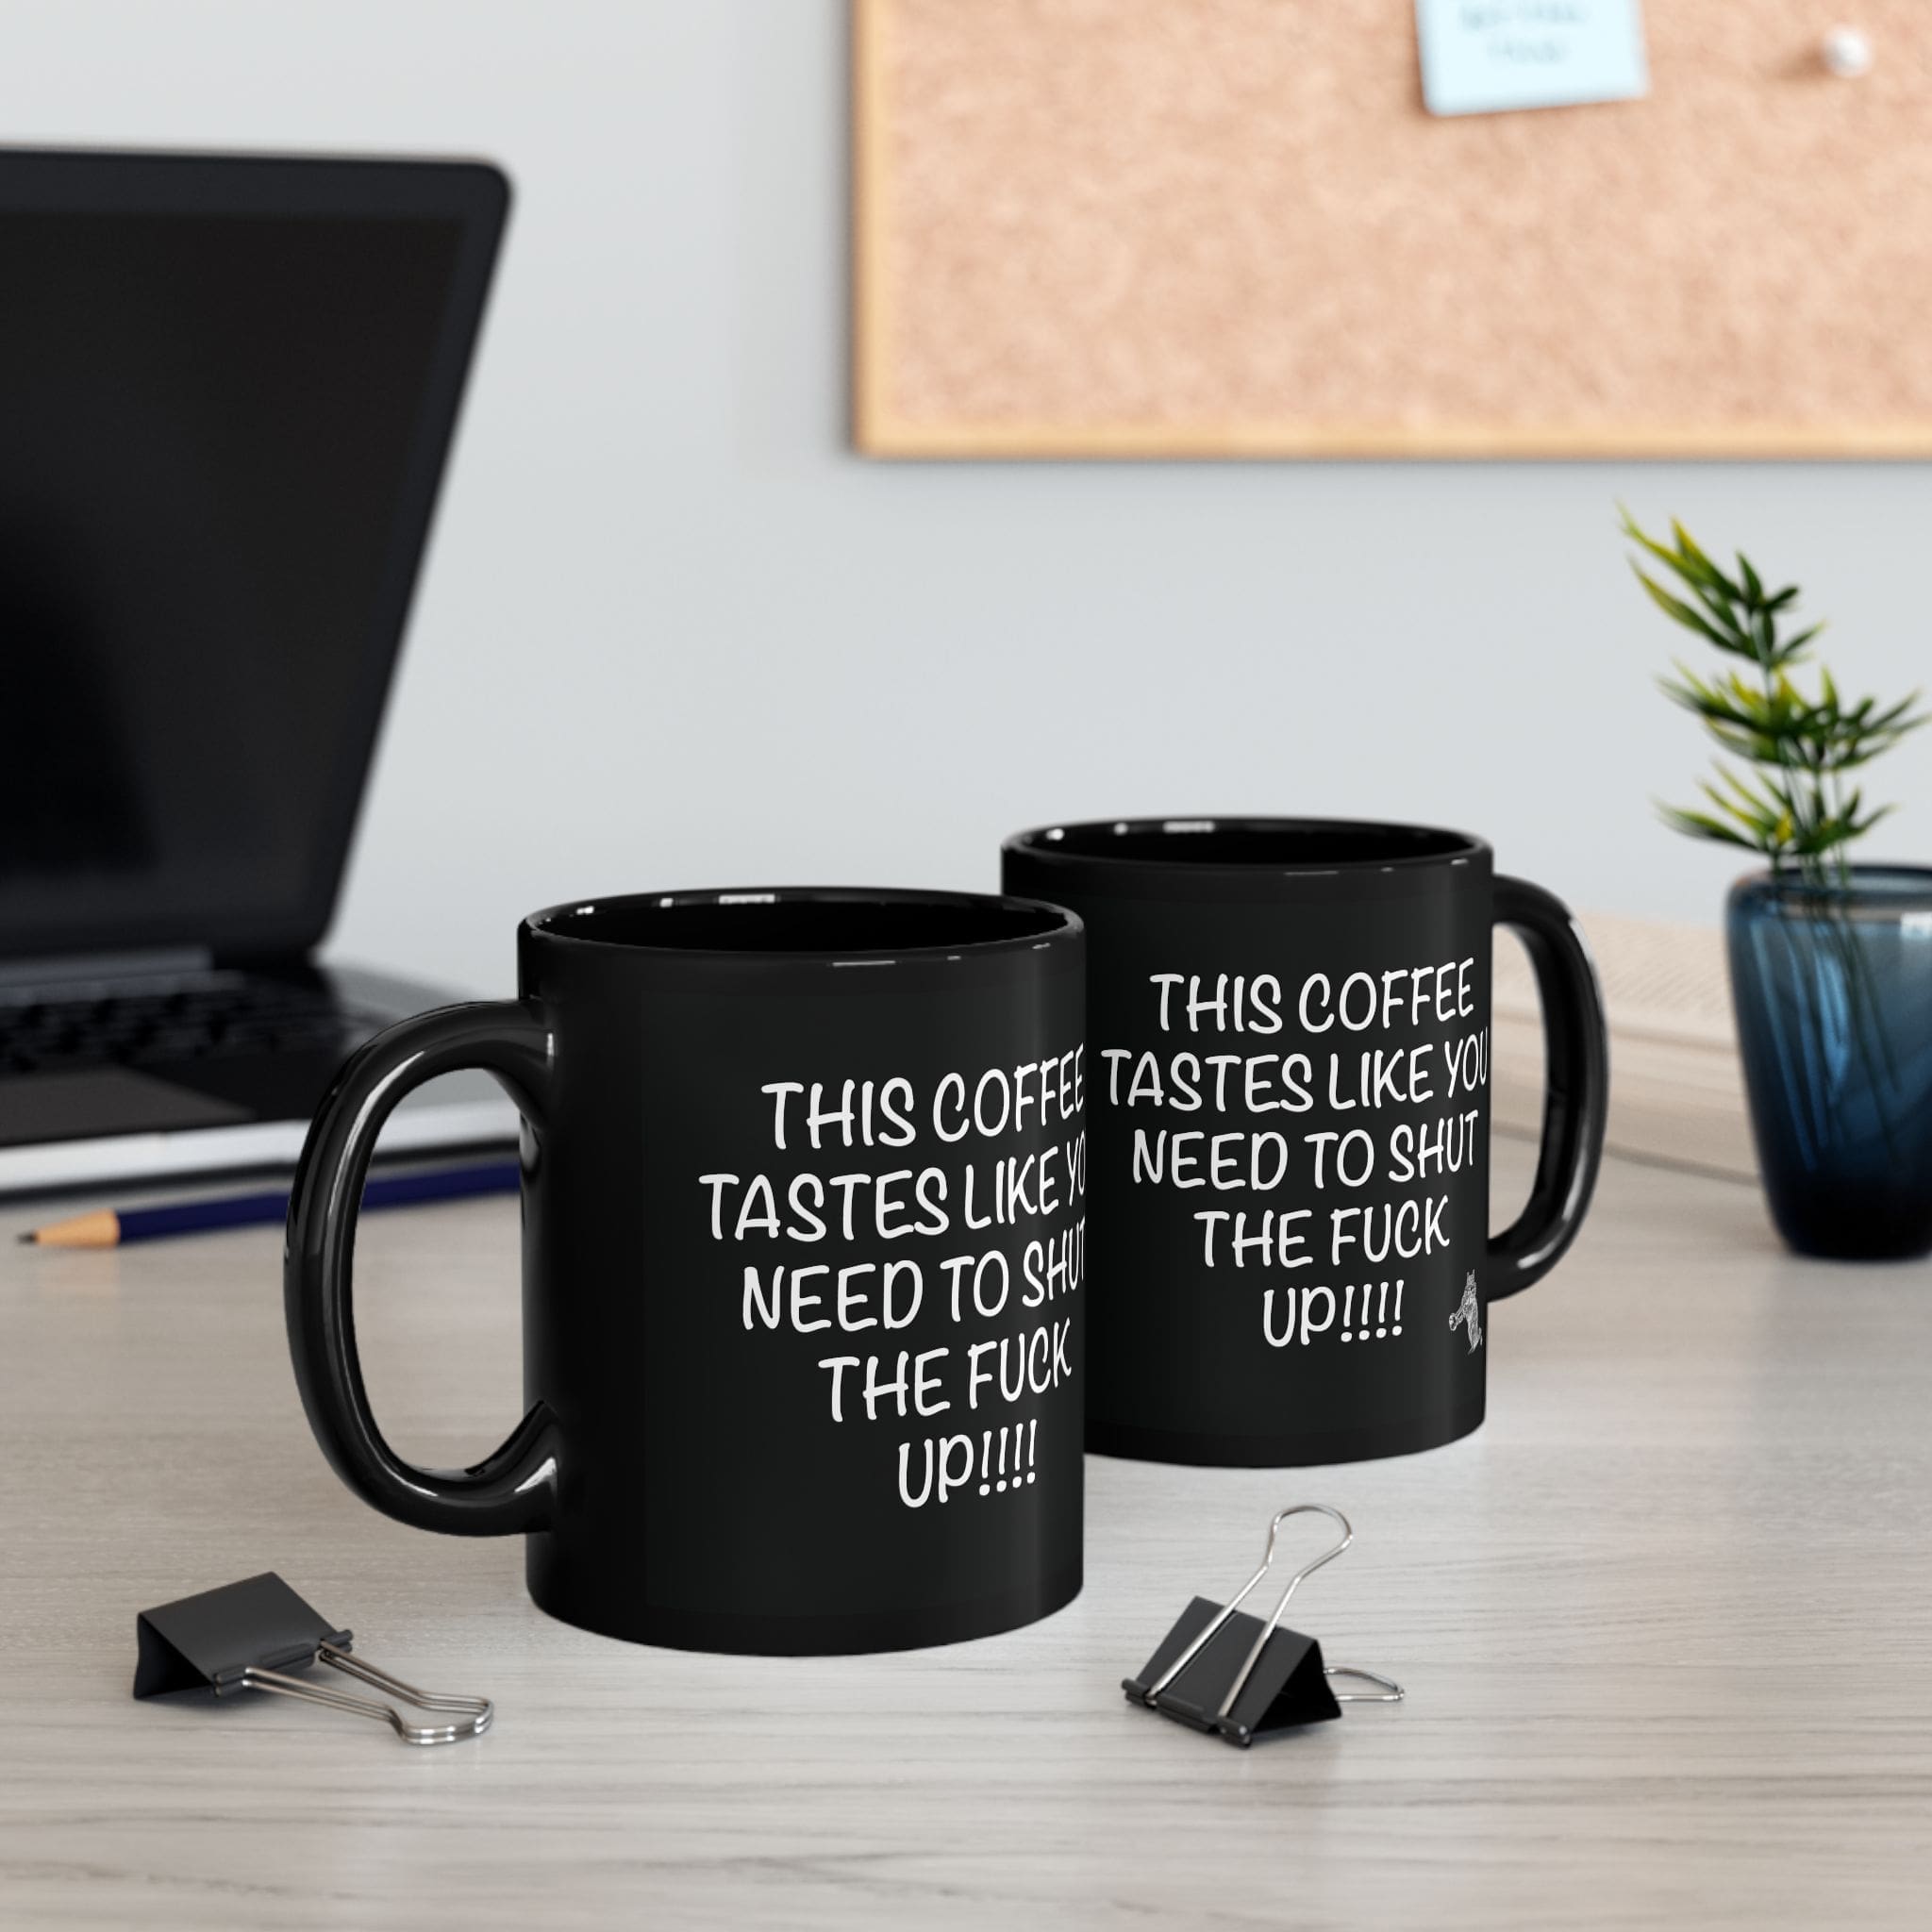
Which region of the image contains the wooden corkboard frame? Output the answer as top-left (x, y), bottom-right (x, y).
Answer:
top-left (853, 0), bottom-right (1932, 459)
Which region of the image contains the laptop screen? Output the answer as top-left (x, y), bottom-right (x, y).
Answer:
top-left (0, 155), bottom-right (506, 962)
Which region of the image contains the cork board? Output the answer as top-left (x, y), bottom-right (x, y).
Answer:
top-left (853, 0), bottom-right (1932, 458)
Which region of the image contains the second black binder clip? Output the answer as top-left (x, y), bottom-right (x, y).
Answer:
top-left (1124, 1504), bottom-right (1403, 1747)
top-left (133, 1572), bottom-right (493, 1745)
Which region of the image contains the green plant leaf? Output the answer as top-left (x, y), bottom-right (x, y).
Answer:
top-left (1633, 568), bottom-right (1735, 649)
top-left (1671, 520), bottom-right (1739, 597)
top-left (1866, 691), bottom-right (1926, 732)
top-left (1624, 510), bottom-right (1736, 605)
top-left (1656, 805), bottom-right (1762, 852)
top-left (1631, 514), bottom-right (1915, 869)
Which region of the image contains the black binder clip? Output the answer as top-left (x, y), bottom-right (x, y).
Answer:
top-left (134, 1572), bottom-right (492, 1745)
top-left (1123, 1504), bottom-right (1403, 1747)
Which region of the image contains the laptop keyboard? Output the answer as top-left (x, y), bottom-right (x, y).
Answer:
top-left (0, 975), bottom-right (379, 1077)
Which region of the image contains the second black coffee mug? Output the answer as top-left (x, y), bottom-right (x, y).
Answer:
top-left (286, 888), bottom-right (1086, 1655)
top-left (1004, 818), bottom-right (1607, 1466)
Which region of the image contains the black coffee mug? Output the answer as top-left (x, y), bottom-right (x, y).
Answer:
top-left (1003, 819), bottom-right (1607, 1466)
top-left (285, 889), bottom-right (1087, 1655)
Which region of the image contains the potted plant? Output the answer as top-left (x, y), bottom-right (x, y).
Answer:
top-left (1625, 511), bottom-right (1932, 1259)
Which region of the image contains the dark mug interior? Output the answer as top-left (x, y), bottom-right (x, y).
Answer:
top-left (1007, 817), bottom-right (1484, 872)
top-left (526, 886), bottom-right (1074, 955)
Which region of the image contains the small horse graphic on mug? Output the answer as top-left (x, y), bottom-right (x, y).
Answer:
top-left (1449, 1271), bottom-right (1483, 1354)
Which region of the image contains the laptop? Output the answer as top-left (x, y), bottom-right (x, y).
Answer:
top-left (0, 149), bottom-right (518, 1196)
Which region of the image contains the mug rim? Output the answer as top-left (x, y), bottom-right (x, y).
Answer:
top-left (1004, 815), bottom-right (1491, 874)
top-left (522, 885), bottom-right (1082, 959)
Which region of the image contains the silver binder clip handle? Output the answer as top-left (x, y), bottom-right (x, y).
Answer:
top-left (1326, 1665), bottom-right (1405, 1704)
top-left (237, 1641), bottom-right (493, 1745)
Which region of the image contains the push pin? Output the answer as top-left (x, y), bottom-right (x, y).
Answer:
top-left (134, 1572), bottom-right (492, 1745)
top-left (1822, 26), bottom-right (1873, 78)
top-left (1123, 1504), bottom-right (1402, 1747)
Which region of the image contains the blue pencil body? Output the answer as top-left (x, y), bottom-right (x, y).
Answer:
top-left (115, 1160), bottom-right (522, 1243)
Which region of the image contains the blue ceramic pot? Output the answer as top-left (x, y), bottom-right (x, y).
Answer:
top-left (1727, 867), bottom-right (1932, 1259)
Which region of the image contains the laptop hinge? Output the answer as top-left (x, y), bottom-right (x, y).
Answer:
top-left (0, 947), bottom-right (216, 992)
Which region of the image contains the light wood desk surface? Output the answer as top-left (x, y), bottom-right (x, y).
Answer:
top-left (3, 1141), bottom-right (1929, 1930)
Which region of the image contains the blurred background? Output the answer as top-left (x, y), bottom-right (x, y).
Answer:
top-left (8, 0), bottom-right (1928, 996)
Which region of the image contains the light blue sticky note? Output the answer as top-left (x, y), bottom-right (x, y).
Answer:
top-left (1416, 0), bottom-right (1649, 116)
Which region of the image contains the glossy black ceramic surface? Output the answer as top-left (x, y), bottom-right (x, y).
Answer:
top-left (287, 888), bottom-right (1086, 1655)
top-left (1003, 818), bottom-right (1607, 1467)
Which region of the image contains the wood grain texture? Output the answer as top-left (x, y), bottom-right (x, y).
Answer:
top-left (855, 0), bottom-right (1932, 458)
top-left (4, 1142), bottom-right (1931, 1929)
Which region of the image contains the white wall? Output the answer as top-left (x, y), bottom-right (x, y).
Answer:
top-left (11, 0), bottom-right (1932, 995)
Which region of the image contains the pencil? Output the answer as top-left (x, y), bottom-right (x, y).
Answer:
top-left (18, 1159), bottom-right (522, 1248)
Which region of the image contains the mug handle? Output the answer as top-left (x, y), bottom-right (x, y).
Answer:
top-left (284, 1001), bottom-right (560, 1535)
top-left (1485, 877), bottom-right (1609, 1300)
